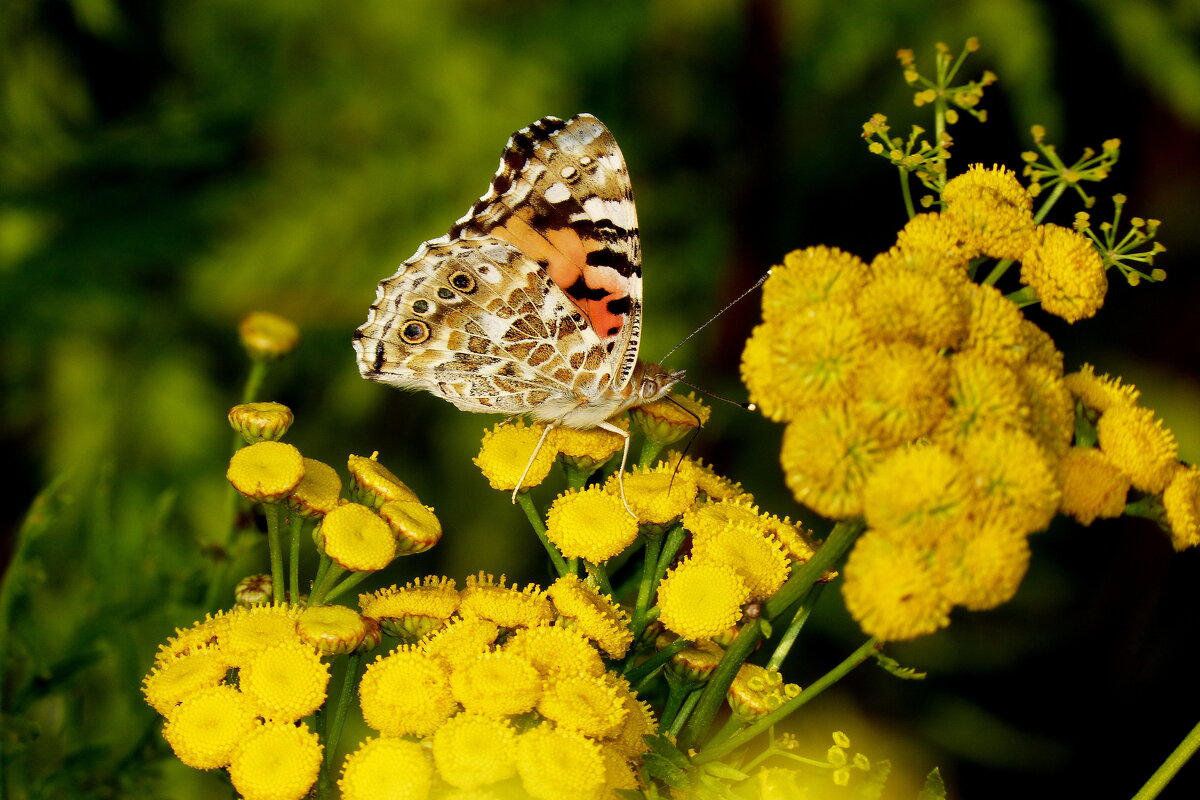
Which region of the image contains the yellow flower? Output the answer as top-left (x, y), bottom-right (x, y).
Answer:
top-left (238, 311), bottom-right (300, 360)
top-left (727, 664), bottom-right (800, 720)
top-left (606, 681), bottom-right (657, 759)
top-left (358, 646), bottom-right (457, 736)
top-left (142, 648), bottom-right (229, 715)
top-left (220, 603), bottom-right (304, 663)
top-left (421, 615), bottom-right (500, 672)
top-left (663, 637), bottom-right (724, 683)
top-left (691, 523), bottom-right (791, 602)
top-left (545, 487), bottom-right (640, 563)
top-left (942, 164), bottom-right (1036, 261)
top-left (297, 605), bottom-right (371, 656)
top-left (287, 457), bottom-right (342, 518)
top-left (359, 576), bottom-right (459, 642)
top-left (227, 441), bottom-right (305, 503)
top-left (862, 443), bottom-right (972, 547)
top-left (1057, 446), bottom-right (1131, 525)
top-left (162, 686), bottom-right (259, 769)
top-left (1063, 363), bottom-right (1140, 412)
top-left (550, 417), bottom-right (626, 472)
top-left (516, 725), bottom-right (607, 800)
top-left (741, 303), bottom-right (868, 422)
top-left (604, 462), bottom-right (699, 525)
top-left (228, 721), bottom-right (322, 800)
top-left (667, 455), bottom-right (754, 503)
top-left (152, 614), bottom-right (231, 666)
top-left (781, 405), bottom-right (883, 519)
top-left (1163, 466), bottom-right (1200, 551)
top-left (547, 574), bottom-right (633, 659)
top-left (538, 671), bottom-right (628, 737)
top-left (239, 640), bottom-right (330, 723)
top-left (228, 401), bottom-right (294, 443)
top-left (855, 269), bottom-right (968, 351)
top-left (473, 420), bottom-right (558, 492)
top-left (762, 246), bottom-right (871, 325)
top-left (881, 211), bottom-right (974, 281)
top-left (459, 572), bottom-right (555, 629)
top-left (320, 502), bottom-right (396, 571)
top-left (339, 737), bottom-right (432, 800)
top-left (1020, 362), bottom-right (1075, 456)
top-left (935, 352), bottom-right (1027, 445)
top-left (934, 519), bottom-right (1031, 611)
top-left (957, 428), bottom-right (1061, 535)
top-left (347, 452), bottom-right (419, 509)
top-left (682, 498), bottom-right (764, 539)
top-left (852, 342), bottom-right (950, 445)
top-left (602, 748), bottom-right (642, 794)
top-left (1020, 318), bottom-right (1066, 374)
top-left (657, 559), bottom-right (749, 641)
top-left (630, 391), bottom-right (711, 446)
top-left (842, 532), bottom-right (951, 641)
top-left (378, 499), bottom-right (443, 554)
top-left (1020, 223), bottom-right (1107, 323)
top-left (432, 713), bottom-right (519, 789)
top-left (1097, 405), bottom-right (1179, 493)
top-left (450, 650), bottom-right (542, 717)
top-left (959, 282), bottom-right (1028, 366)
top-left (503, 624), bottom-right (606, 679)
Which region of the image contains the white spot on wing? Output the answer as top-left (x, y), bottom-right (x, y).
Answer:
top-left (544, 182), bottom-right (571, 203)
top-left (583, 195), bottom-right (634, 228)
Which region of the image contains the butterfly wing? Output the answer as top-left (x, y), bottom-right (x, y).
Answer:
top-left (449, 114), bottom-right (644, 390)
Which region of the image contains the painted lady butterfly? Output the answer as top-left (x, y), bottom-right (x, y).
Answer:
top-left (354, 114), bottom-right (684, 503)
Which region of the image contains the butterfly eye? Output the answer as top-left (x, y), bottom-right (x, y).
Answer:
top-left (412, 299), bottom-right (429, 314)
top-left (449, 271), bottom-right (477, 293)
top-left (400, 320), bottom-right (431, 345)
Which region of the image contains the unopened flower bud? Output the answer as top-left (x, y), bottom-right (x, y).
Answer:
top-left (297, 605), bottom-right (370, 656)
top-left (347, 453), bottom-right (418, 510)
top-left (228, 402), bottom-right (294, 443)
top-left (238, 311), bottom-right (299, 360)
top-left (235, 574), bottom-right (273, 606)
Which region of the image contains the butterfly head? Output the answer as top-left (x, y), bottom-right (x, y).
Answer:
top-left (633, 362), bottom-right (686, 405)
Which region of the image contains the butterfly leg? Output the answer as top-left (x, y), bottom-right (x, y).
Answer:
top-left (511, 422), bottom-right (557, 505)
top-left (598, 420), bottom-right (637, 518)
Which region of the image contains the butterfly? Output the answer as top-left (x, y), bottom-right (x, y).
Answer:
top-left (353, 113), bottom-right (684, 508)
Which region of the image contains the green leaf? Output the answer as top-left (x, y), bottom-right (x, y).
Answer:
top-left (917, 767), bottom-right (947, 800)
top-left (855, 758), bottom-right (893, 800)
top-left (873, 652), bottom-right (927, 680)
top-left (645, 733), bottom-right (692, 769)
top-left (702, 761), bottom-right (750, 781)
top-left (643, 753), bottom-right (690, 790)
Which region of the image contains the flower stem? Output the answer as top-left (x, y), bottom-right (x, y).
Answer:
top-left (308, 562), bottom-right (345, 606)
top-left (1131, 719), bottom-right (1200, 800)
top-left (631, 533), bottom-right (663, 640)
top-left (289, 515), bottom-right (302, 603)
top-left (265, 503), bottom-right (285, 605)
top-left (666, 687), bottom-right (703, 739)
top-left (625, 637), bottom-right (688, 685)
top-left (318, 652), bottom-right (362, 797)
top-left (766, 582), bottom-right (826, 671)
top-left (517, 493), bottom-right (568, 577)
top-left (321, 571), bottom-right (371, 606)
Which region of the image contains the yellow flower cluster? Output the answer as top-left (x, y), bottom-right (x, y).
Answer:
top-left (347, 572), bottom-right (654, 800)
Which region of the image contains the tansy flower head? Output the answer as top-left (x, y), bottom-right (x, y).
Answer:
top-left (162, 686), bottom-right (259, 769)
top-left (239, 639), bottom-right (330, 722)
top-left (547, 574), bottom-right (633, 659)
top-left (450, 650), bottom-right (542, 717)
top-left (1097, 405), bottom-right (1179, 493)
top-left (958, 427), bottom-right (1060, 536)
top-left (942, 164), bottom-right (1036, 261)
top-left (421, 615), bottom-right (500, 671)
top-left (607, 679), bottom-right (657, 759)
top-left (227, 721), bottom-right (321, 800)
top-left (667, 455), bottom-right (754, 503)
top-left (359, 576), bottom-right (459, 642)
top-left (882, 211), bottom-right (975, 281)
top-left (657, 558), bottom-right (749, 641)
top-left (537, 671), bottom-right (627, 738)
top-left (459, 572), bottom-right (555, 629)
top-left (297, 604), bottom-right (371, 656)
top-left (1163, 466), bottom-right (1200, 551)
top-left (842, 532), bottom-right (951, 641)
top-left (238, 311), bottom-right (300, 360)
top-left (727, 664), bottom-right (800, 720)
top-left (781, 405), bottom-right (884, 519)
top-left (852, 342), bottom-right (950, 446)
top-left (545, 487), bottom-right (640, 563)
top-left (473, 420), bottom-right (558, 492)
top-left (1064, 363), bottom-right (1141, 413)
top-left (691, 522), bottom-right (791, 602)
top-left (220, 603), bottom-right (304, 663)
top-left (1057, 446), bottom-right (1131, 526)
top-left (503, 623), bottom-right (606, 679)
top-left (934, 519), bottom-right (1031, 611)
top-left (358, 645), bottom-right (457, 736)
top-left (604, 462), bottom-right (698, 525)
top-left (152, 614), bottom-right (230, 665)
top-left (682, 498), bottom-right (765, 540)
top-left (227, 441), bottom-right (305, 503)
top-left (856, 268), bottom-right (968, 351)
top-left (664, 637), bottom-right (725, 683)
top-left (761, 246), bottom-right (871, 325)
top-left (1020, 223), bottom-right (1107, 323)
top-left (1020, 362), bottom-right (1075, 457)
top-left (1020, 318), bottom-right (1066, 375)
top-left (339, 737), bottom-right (432, 800)
top-left (320, 502), bottom-right (396, 572)
top-left (863, 442), bottom-right (973, 547)
top-left (759, 514), bottom-right (835, 580)
top-left (935, 352), bottom-right (1028, 445)
top-left (287, 457), bottom-right (342, 518)
top-left (228, 401), bottom-right (294, 443)
top-left (347, 452), bottom-right (418, 509)
top-left (960, 282), bottom-right (1029, 367)
top-left (378, 499), bottom-right (442, 554)
top-left (432, 713), bottom-right (519, 789)
top-left (516, 725), bottom-right (607, 800)
top-left (630, 391), bottom-right (711, 446)
top-left (142, 647), bottom-right (229, 715)
top-left (550, 416), bottom-right (626, 474)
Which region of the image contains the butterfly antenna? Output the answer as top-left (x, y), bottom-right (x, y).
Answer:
top-left (679, 380), bottom-right (757, 413)
top-left (658, 268), bottom-right (772, 365)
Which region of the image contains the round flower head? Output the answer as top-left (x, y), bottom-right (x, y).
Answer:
top-left (378, 499), bottom-right (442, 554)
top-left (537, 671), bottom-right (628, 738)
top-left (761, 246), bottom-right (871, 325)
top-left (545, 487), bottom-right (640, 563)
top-left (842, 532), bottom-right (951, 641)
top-left (781, 405), bottom-right (884, 519)
top-left (691, 523), bottom-right (791, 602)
top-left (239, 639), bottom-right (330, 722)
top-left (1063, 363), bottom-right (1141, 413)
top-left (473, 420), bottom-right (557, 492)
top-left (220, 603), bottom-right (304, 663)
top-left (297, 604), bottom-right (370, 656)
top-left (1020, 362), bottom-right (1075, 457)
top-left (1057, 446), bottom-right (1131, 526)
top-left (959, 282), bottom-right (1028, 367)
top-left (934, 519), bottom-right (1031, 611)
top-left (238, 311), bottom-right (300, 360)
top-left (459, 572), bottom-right (555, 629)
top-left (153, 614), bottom-right (231, 666)
top-left (957, 428), bottom-right (1061, 536)
top-left (547, 574), bottom-right (634, 658)
top-left (347, 452), bottom-right (419, 509)
top-left (550, 416), bottom-right (626, 473)
top-left (516, 725), bottom-right (606, 800)
top-left (852, 342), bottom-right (950, 446)
top-left (503, 623), bottom-right (606, 679)
top-left (143, 647), bottom-right (229, 715)
top-left (1097, 405), bottom-right (1179, 493)
top-left (359, 645), bottom-right (457, 736)
top-left (1020, 318), bottom-right (1066, 374)
top-left (339, 737), bottom-right (431, 800)
top-left (287, 457), bottom-right (342, 518)
top-left (667, 455), bottom-right (754, 503)
top-left (228, 401), bottom-right (294, 443)
top-left (228, 721), bottom-right (321, 800)
top-left (630, 391), bottom-right (711, 446)
top-left (432, 713), bottom-right (519, 789)
top-left (727, 664), bottom-right (800, 720)
top-left (682, 498), bottom-right (765, 539)
top-left (862, 442), bottom-right (972, 548)
top-left (1019, 223), bottom-right (1107, 323)
top-left (883, 211), bottom-right (975, 281)
top-left (1163, 466), bottom-right (1200, 551)
top-left (604, 462), bottom-right (698, 526)
top-left (450, 650), bottom-right (542, 717)
top-left (855, 268), bottom-right (969, 351)
top-left (602, 747), bottom-right (642, 794)
top-left (942, 164), bottom-right (1036, 261)
top-left (665, 638), bottom-right (725, 683)
top-left (421, 615), bottom-right (500, 672)
top-left (657, 558), bottom-right (749, 641)
top-left (320, 502), bottom-right (396, 571)
top-left (607, 677), bottom-right (657, 759)
top-left (163, 685), bottom-right (260, 769)
top-left (227, 441), bottom-right (305, 503)
top-left (360, 576), bottom-right (459, 642)
top-left (935, 352), bottom-right (1028, 445)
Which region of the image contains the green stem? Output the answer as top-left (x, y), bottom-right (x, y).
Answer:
top-left (318, 652), bottom-right (362, 798)
top-left (1033, 180), bottom-right (1069, 224)
top-left (679, 618), bottom-right (763, 750)
top-left (763, 519), bottom-right (863, 618)
top-left (321, 571), bottom-right (372, 606)
top-left (309, 562), bottom-right (346, 607)
top-left (766, 583), bottom-right (825, 671)
top-left (898, 166), bottom-right (916, 219)
top-left (982, 258), bottom-right (1015, 286)
top-left (631, 534), bottom-right (663, 640)
top-left (265, 504), bottom-right (285, 605)
top-left (654, 524), bottom-right (687, 584)
top-left (289, 516), bottom-right (303, 603)
top-left (310, 553), bottom-right (331, 607)
top-left (693, 638), bottom-right (881, 765)
top-left (517, 493), bottom-right (568, 577)
top-left (583, 561), bottom-right (614, 597)
top-left (1131, 719), bottom-right (1200, 800)
top-left (667, 688), bottom-right (703, 739)
top-left (625, 637), bottom-right (688, 685)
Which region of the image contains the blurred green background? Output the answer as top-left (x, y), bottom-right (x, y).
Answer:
top-left (3, 0), bottom-right (1200, 797)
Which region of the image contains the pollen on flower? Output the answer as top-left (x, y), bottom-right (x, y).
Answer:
top-left (604, 463), bottom-right (698, 525)
top-left (1019, 223), bottom-right (1108, 323)
top-left (549, 416), bottom-right (625, 468)
top-left (238, 639), bottom-right (330, 722)
top-left (537, 672), bottom-right (628, 738)
top-left (881, 211), bottom-right (975, 281)
top-left (935, 519), bottom-right (1031, 610)
top-left (358, 645), bottom-right (457, 736)
top-left (852, 342), bottom-right (950, 445)
top-left (347, 452), bottom-right (419, 509)
top-left (546, 574), bottom-right (633, 658)
top-left (142, 647), bottom-right (229, 715)
top-left (1163, 466), bottom-right (1200, 551)
top-left (855, 268), bottom-right (969, 351)
top-left (657, 559), bottom-right (749, 641)
top-left (297, 604), bottom-right (371, 656)
top-left (958, 427), bottom-right (1061, 535)
top-left (842, 532), bottom-right (951, 641)
top-left (682, 497), bottom-right (764, 540)
top-left (545, 486), bottom-right (640, 562)
top-left (631, 390), bottom-right (711, 445)
top-left (459, 572), bottom-right (555, 629)
top-left (1063, 363), bottom-right (1141, 412)
top-left (377, 499), bottom-right (442, 554)
top-left (162, 686), bottom-right (259, 769)
top-left (960, 282), bottom-right (1029, 366)
top-left (503, 623), bottom-right (606, 679)
top-left (515, 725), bottom-right (607, 800)
top-left (226, 441), bottom-right (305, 503)
top-left (339, 737), bottom-right (432, 800)
top-left (1097, 405), bottom-right (1179, 493)
top-left (450, 650), bottom-right (542, 717)
top-left (1020, 361), bottom-right (1075, 457)
top-left (935, 352), bottom-right (1028, 445)
top-left (287, 457), bottom-right (342, 518)
top-left (227, 721), bottom-right (322, 800)
top-left (691, 523), bottom-right (791, 602)
top-left (220, 603), bottom-right (304, 663)
top-left (942, 164), bottom-right (1036, 261)
top-left (320, 502), bottom-right (396, 572)
top-left (1057, 446), bottom-right (1131, 525)
top-left (359, 576), bottom-right (459, 641)
top-left (420, 615), bottom-right (501, 672)
top-left (432, 713), bottom-right (519, 789)
top-left (666, 455), bottom-right (754, 503)
top-left (780, 405), bottom-right (884, 519)
top-left (862, 442), bottom-right (973, 547)
top-left (473, 420), bottom-right (558, 492)
top-left (761, 246), bottom-right (871, 325)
